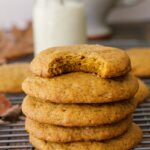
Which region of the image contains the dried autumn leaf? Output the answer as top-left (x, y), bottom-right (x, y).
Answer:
top-left (0, 94), bottom-right (11, 115)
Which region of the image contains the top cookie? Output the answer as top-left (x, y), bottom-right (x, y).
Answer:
top-left (30, 44), bottom-right (131, 78)
top-left (127, 48), bottom-right (150, 77)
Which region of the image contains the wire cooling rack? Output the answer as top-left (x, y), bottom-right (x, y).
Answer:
top-left (0, 40), bottom-right (150, 150)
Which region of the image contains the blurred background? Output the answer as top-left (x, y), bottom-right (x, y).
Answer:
top-left (0, 0), bottom-right (150, 27)
top-left (0, 0), bottom-right (150, 48)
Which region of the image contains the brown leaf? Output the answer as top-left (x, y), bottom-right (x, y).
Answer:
top-left (0, 22), bottom-right (33, 61)
top-left (0, 105), bottom-right (22, 122)
top-left (0, 94), bottom-right (11, 115)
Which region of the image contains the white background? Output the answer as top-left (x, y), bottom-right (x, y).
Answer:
top-left (0, 0), bottom-right (149, 29)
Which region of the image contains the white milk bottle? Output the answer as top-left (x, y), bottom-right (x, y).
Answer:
top-left (33, 0), bottom-right (87, 55)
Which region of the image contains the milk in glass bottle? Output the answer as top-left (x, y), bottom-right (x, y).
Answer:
top-left (33, 0), bottom-right (87, 55)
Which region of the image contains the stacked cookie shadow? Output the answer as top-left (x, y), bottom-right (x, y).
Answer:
top-left (22, 45), bottom-right (142, 150)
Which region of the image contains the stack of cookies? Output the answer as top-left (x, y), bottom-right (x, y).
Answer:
top-left (22, 45), bottom-right (142, 150)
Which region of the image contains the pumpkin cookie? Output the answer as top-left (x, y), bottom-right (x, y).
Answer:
top-left (22, 96), bottom-right (136, 127)
top-left (29, 123), bottom-right (142, 150)
top-left (22, 72), bottom-right (138, 104)
top-left (30, 44), bottom-right (131, 78)
top-left (127, 48), bottom-right (150, 77)
top-left (0, 63), bottom-right (30, 93)
top-left (135, 79), bottom-right (149, 105)
top-left (26, 116), bottom-right (132, 142)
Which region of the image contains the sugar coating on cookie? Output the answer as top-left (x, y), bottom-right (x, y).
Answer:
top-left (22, 72), bottom-right (138, 104)
top-left (22, 96), bottom-right (136, 127)
top-left (29, 123), bottom-right (142, 150)
top-left (0, 63), bottom-right (30, 93)
top-left (135, 79), bottom-right (149, 105)
top-left (25, 116), bottom-right (132, 142)
top-left (127, 48), bottom-right (150, 77)
top-left (30, 44), bottom-right (131, 78)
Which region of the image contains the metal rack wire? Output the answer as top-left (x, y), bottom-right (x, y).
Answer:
top-left (0, 80), bottom-right (150, 150)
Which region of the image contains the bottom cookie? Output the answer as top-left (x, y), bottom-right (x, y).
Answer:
top-left (29, 123), bottom-right (142, 150)
top-left (26, 116), bottom-right (132, 142)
